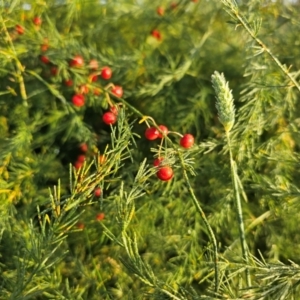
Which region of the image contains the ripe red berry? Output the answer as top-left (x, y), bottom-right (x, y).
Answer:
top-left (40, 43), bottom-right (49, 52)
top-left (111, 86), bottom-right (123, 98)
top-left (74, 160), bottom-right (83, 169)
top-left (70, 55), bottom-right (84, 68)
top-left (64, 79), bottom-right (73, 87)
top-left (94, 187), bottom-right (102, 197)
top-left (89, 59), bottom-right (98, 70)
top-left (110, 105), bottom-right (118, 115)
top-left (90, 74), bottom-right (98, 82)
top-left (151, 29), bottom-right (162, 40)
top-left (77, 222), bottom-right (85, 229)
top-left (33, 16), bottom-right (42, 26)
top-left (145, 127), bottom-right (159, 140)
top-left (79, 84), bottom-right (89, 94)
top-left (101, 66), bottom-right (112, 80)
top-left (79, 143), bottom-right (88, 153)
top-left (157, 166), bottom-right (174, 181)
top-left (72, 94), bottom-right (85, 107)
top-left (77, 155), bottom-right (85, 163)
top-left (50, 67), bottom-right (58, 76)
top-left (157, 125), bottom-right (168, 138)
top-left (153, 157), bottom-right (164, 167)
top-left (156, 6), bottom-right (164, 16)
top-left (40, 55), bottom-right (50, 64)
top-left (180, 134), bottom-right (195, 148)
top-left (102, 112), bottom-right (117, 125)
top-left (96, 212), bottom-right (105, 221)
top-left (16, 24), bottom-right (24, 35)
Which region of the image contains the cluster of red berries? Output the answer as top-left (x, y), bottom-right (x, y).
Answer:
top-left (14, 16), bottom-right (43, 35)
top-left (32, 17), bottom-right (123, 115)
top-left (67, 56), bottom-right (123, 109)
top-left (40, 52), bottom-right (119, 107)
top-left (66, 55), bottom-right (124, 125)
top-left (144, 125), bottom-right (195, 181)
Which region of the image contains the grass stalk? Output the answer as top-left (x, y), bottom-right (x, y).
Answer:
top-left (225, 129), bottom-right (251, 287)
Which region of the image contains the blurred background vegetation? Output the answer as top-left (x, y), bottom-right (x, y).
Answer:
top-left (1, 0), bottom-right (300, 299)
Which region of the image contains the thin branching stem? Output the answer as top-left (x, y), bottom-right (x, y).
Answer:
top-left (221, 0), bottom-right (300, 94)
top-left (178, 152), bottom-right (219, 292)
top-left (115, 96), bottom-right (219, 292)
top-left (226, 130), bottom-right (251, 287)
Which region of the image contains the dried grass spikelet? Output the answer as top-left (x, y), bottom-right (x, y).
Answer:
top-left (211, 71), bottom-right (235, 132)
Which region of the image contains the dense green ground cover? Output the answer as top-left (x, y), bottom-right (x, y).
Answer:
top-left (1, 0), bottom-right (300, 299)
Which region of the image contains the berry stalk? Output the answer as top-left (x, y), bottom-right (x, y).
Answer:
top-left (178, 151), bottom-right (219, 292)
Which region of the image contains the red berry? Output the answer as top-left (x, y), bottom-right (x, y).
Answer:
top-left (79, 143), bottom-right (88, 153)
top-left (90, 74), bottom-right (98, 82)
top-left (145, 127), bottom-right (159, 140)
top-left (40, 43), bottom-right (49, 52)
top-left (110, 105), bottom-right (118, 115)
top-left (70, 55), bottom-right (84, 68)
top-left (111, 86), bottom-right (123, 98)
top-left (16, 25), bottom-right (24, 35)
top-left (40, 55), bottom-right (50, 64)
top-left (153, 157), bottom-right (164, 167)
top-left (89, 59), bottom-right (98, 70)
top-left (103, 112), bottom-right (117, 125)
top-left (74, 160), bottom-right (83, 169)
top-left (72, 94), bottom-right (85, 107)
top-left (151, 29), bottom-right (162, 40)
top-left (101, 66), bottom-right (112, 80)
top-left (157, 166), bottom-right (174, 181)
top-left (157, 125), bottom-right (168, 138)
top-left (79, 84), bottom-right (89, 94)
top-left (94, 187), bottom-right (102, 197)
top-left (96, 212), bottom-right (105, 221)
top-left (50, 67), bottom-right (58, 76)
top-left (156, 6), bottom-right (164, 16)
top-left (77, 155), bottom-right (85, 163)
top-left (77, 222), bottom-right (85, 229)
top-left (64, 79), bottom-right (73, 87)
top-left (180, 134), bottom-right (195, 148)
top-left (33, 17), bottom-right (42, 26)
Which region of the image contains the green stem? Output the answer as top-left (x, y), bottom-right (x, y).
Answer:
top-left (224, 210), bottom-right (271, 255)
top-left (178, 152), bottom-right (219, 292)
top-left (226, 130), bottom-right (251, 287)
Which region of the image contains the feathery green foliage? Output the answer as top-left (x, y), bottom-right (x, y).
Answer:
top-left (1, 0), bottom-right (300, 299)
